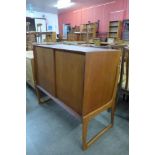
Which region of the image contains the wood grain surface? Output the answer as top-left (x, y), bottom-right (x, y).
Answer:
top-left (55, 50), bottom-right (85, 114)
top-left (82, 51), bottom-right (121, 115)
top-left (34, 47), bottom-right (56, 96)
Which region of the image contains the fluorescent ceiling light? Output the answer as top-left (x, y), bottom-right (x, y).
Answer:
top-left (54, 0), bottom-right (74, 9)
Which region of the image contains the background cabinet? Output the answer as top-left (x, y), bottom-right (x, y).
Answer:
top-left (26, 51), bottom-right (35, 88)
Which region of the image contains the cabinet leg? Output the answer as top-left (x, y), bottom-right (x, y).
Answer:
top-left (35, 87), bottom-right (41, 103)
top-left (35, 87), bottom-right (50, 104)
top-left (111, 107), bottom-right (115, 126)
top-left (82, 117), bottom-right (89, 150)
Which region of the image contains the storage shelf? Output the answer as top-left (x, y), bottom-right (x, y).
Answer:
top-left (109, 25), bottom-right (119, 27)
top-left (68, 21), bottom-right (99, 41)
top-left (108, 21), bottom-right (122, 39)
top-left (74, 32), bottom-right (93, 34)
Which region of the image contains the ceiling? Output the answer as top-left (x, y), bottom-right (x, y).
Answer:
top-left (26, 0), bottom-right (113, 14)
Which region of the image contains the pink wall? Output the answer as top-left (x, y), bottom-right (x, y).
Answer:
top-left (58, 0), bottom-right (129, 34)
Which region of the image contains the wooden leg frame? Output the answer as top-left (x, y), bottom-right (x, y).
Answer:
top-left (36, 85), bottom-right (116, 150)
top-left (36, 84), bottom-right (115, 150)
top-left (34, 64), bottom-right (120, 150)
top-left (82, 106), bottom-right (115, 150)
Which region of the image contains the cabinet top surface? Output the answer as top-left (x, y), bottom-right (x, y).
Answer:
top-left (34, 44), bottom-right (119, 53)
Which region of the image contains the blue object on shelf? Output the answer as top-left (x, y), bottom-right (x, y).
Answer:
top-left (48, 25), bottom-right (52, 30)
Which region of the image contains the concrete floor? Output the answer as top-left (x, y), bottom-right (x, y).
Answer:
top-left (26, 85), bottom-right (129, 155)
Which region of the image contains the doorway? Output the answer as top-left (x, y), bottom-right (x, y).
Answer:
top-left (63, 24), bottom-right (71, 39)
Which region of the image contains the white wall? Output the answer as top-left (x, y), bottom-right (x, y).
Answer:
top-left (26, 10), bottom-right (59, 34)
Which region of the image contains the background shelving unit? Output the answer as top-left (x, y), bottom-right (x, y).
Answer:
top-left (26, 32), bottom-right (37, 51)
top-left (67, 21), bottom-right (99, 42)
top-left (26, 31), bottom-right (56, 51)
top-left (108, 21), bottom-right (122, 40)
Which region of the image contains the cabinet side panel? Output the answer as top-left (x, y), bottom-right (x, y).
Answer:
top-left (55, 50), bottom-right (85, 115)
top-left (83, 51), bottom-right (121, 115)
top-left (35, 47), bottom-right (55, 96)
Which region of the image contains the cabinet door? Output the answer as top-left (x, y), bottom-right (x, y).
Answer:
top-left (34, 47), bottom-right (55, 96)
top-left (55, 51), bottom-right (85, 115)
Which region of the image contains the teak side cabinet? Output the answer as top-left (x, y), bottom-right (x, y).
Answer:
top-left (33, 44), bottom-right (121, 150)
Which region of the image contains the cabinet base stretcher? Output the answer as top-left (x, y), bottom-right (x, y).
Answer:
top-left (35, 85), bottom-right (115, 150)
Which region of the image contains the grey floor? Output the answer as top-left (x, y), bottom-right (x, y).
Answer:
top-left (26, 85), bottom-right (129, 155)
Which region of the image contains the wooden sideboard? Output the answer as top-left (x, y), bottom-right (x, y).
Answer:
top-left (33, 44), bottom-right (121, 150)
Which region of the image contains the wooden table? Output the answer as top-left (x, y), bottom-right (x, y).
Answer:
top-left (33, 44), bottom-right (121, 150)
